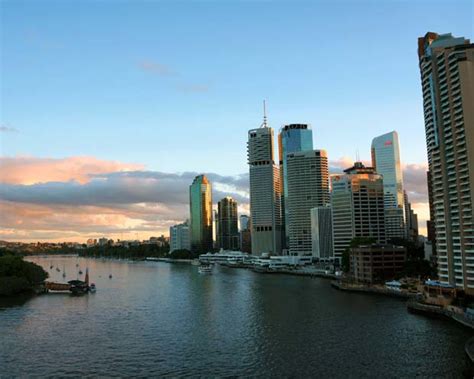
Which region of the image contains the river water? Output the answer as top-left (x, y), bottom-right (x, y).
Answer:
top-left (0, 256), bottom-right (470, 377)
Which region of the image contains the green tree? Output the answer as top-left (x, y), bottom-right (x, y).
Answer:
top-left (0, 255), bottom-right (48, 296)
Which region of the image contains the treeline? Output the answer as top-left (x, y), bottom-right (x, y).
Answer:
top-left (0, 254), bottom-right (48, 296)
top-left (79, 244), bottom-right (170, 259)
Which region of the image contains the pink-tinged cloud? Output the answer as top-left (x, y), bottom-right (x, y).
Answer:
top-left (0, 156), bottom-right (144, 185)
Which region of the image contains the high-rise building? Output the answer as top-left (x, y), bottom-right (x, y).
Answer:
top-left (331, 162), bottom-right (386, 259)
top-left (217, 197), bottom-right (239, 250)
top-left (286, 150), bottom-right (330, 255)
top-left (240, 215), bottom-right (250, 231)
top-left (170, 221), bottom-right (191, 252)
top-left (418, 32), bottom-right (474, 294)
top-left (189, 175), bottom-right (213, 253)
top-left (371, 131), bottom-right (406, 240)
top-left (239, 215), bottom-right (252, 253)
top-left (311, 206), bottom-right (333, 259)
top-left (403, 191), bottom-right (419, 241)
top-left (247, 107), bottom-right (282, 255)
top-left (426, 170), bottom-right (437, 257)
top-left (278, 124), bottom-right (313, 249)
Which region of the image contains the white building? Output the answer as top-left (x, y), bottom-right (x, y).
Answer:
top-left (170, 222), bottom-right (191, 252)
top-left (311, 206), bottom-right (333, 259)
top-left (286, 150), bottom-right (330, 256)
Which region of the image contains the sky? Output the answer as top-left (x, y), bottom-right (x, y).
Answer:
top-left (0, 0), bottom-right (473, 242)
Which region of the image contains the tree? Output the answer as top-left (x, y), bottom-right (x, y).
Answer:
top-left (0, 255), bottom-right (48, 296)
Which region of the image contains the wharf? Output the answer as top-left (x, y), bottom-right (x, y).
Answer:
top-left (407, 300), bottom-right (474, 330)
top-left (466, 337), bottom-right (474, 365)
top-left (145, 257), bottom-right (193, 264)
top-left (331, 280), bottom-right (415, 299)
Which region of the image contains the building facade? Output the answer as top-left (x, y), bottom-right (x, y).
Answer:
top-left (418, 32), bottom-right (474, 294)
top-left (350, 244), bottom-right (407, 284)
top-left (248, 121), bottom-right (282, 255)
top-left (189, 175), bottom-right (213, 253)
top-left (278, 124), bottom-right (313, 249)
top-left (331, 162), bottom-right (386, 259)
top-left (371, 131), bottom-right (406, 240)
top-left (311, 206), bottom-right (333, 259)
top-left (286, 150), bottom-right (330, 256)
top-left (170, 222), bottom-right (191, 252)
top-left (217, 197), bottom-right (239, 251)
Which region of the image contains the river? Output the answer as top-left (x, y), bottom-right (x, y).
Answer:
top-left (0, 256), bottom-right (470, 377)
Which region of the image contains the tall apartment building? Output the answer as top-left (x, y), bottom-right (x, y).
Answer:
top-left (418, 32), bottom-right (474, 294)
top-left (170, 221), bottom-right (191, 252)
top-left (371, 131), bottom-right (406, 240)
top-left (311, 206), bottom-right (333, 259)
top-left (286, 150), bottom-right (330, 256)
top-left (278, 124), bottom-right (313, 249)
top-left (217, 197), bottom-right (239, 250)
top-left (247, 110), bottom-right (282, 255)
top-left (240, 215), bottom-right (250, 231)
top-left (189, 174), bottom-right (213, 253)
top-left (331, 162), bottom-right (386, 259)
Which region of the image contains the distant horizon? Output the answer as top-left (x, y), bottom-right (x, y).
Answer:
top-left (1, 0), bottom-right (473, 242)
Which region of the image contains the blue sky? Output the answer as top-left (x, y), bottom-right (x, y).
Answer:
top-left (0, 0), bottom-right (473, 241)
top-left (2, 0), bottom-right (473, 174)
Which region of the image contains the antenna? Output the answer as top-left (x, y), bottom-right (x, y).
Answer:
top-left (261, 100), bottom-right (268, 128)
top-left (356, 149), bottom-right (360, 162)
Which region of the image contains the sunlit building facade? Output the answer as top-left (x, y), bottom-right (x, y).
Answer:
top-left (418, 32), bottom-right (474, 294)
top-left (286, 150), bottom-right (329, 256)
top-left (278, 124), bottom-right (313, 249)
top-left (248, 120), bottom-right (282, 255)
top-left (189, 175), bottom-right (213, 253)
top-left (371, 131), bottom-right (406, 240)
top-left (331, 162), bottom-right (386, 259)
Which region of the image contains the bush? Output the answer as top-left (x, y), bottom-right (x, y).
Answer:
top-left (0, 256), bottom-right (48, 296)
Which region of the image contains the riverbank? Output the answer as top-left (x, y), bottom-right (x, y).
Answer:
top-left (407, 300), bottom-right (474, 330)
top-left (145, 257), bottom-right (194, 264)
top-left (331, 280), bottom-right (416, 299)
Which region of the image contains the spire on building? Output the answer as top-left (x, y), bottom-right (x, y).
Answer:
top-left (261, 100), bottom-right (268, 128)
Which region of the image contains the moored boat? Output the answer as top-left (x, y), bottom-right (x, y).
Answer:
top-left (198, 265), bottom-right (213, 274)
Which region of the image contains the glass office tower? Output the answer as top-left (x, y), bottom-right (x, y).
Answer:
top-left (189, 175), bottom-right (213, 253)
top-left (278, 124), bottom-right (313, 250)
top-left (371, 131), bottom-right (406, 240)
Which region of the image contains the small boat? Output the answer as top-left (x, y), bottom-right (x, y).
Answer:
top-left (50, 262), bottom-right (54, 269)
top-left (191, 259), bottom-right (201, 266)
top-left (56, 267), bottom-right (60, 272)
top-left (78, 270), bottom-right (83, 275)
top-left (198, 265), bottom-right (213, 275)
top-left (109, 274), bottom-right (112, 279)
top-left (62, 265), bottom-right (66, 278)
top-left (89, 283), bottom-right (96, 293)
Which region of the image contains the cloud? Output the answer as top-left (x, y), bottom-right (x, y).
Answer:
top-left (139, 60), bottom-right (176, 76)
top-left (0, 125), bottom-right (18, 133)
top-left (0, 156), bottom-right (144, 185)
top-left (0, 155), bottom-right (429, 241)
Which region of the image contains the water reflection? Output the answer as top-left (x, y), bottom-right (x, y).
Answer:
top-left (0, 256), bottom-right (469, 377)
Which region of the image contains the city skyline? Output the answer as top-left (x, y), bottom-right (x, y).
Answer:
top-left (1, 1), bottom-right (473, 242)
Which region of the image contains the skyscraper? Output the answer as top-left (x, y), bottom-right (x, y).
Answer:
top-left (286, 150), bottom-right (329, 256)
top-left (240, 215), bottom-right (250, 231)
top-left (217, 197), bottom-right (239, 251)
top-left (331, 162), bottom-right (386, 259)
top-left (371, 131), bottom-right (406, 240)
top-left (247, 105), bottom-right (282, 255)
top-left (418, 32), bottom-right (474, 294)
top-left (189, 175), bottom-right (213, 253)
top-left (278, 124), bottom-right (313, 249)
top-left (403, 190), bottom-right (419, 242)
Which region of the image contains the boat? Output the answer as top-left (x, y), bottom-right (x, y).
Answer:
top-left (56, 267), bottom-right (60, 272)
top-left (191, 259), bottom-right (201, 266)
top-left (50, 262), bottom-right (54, 269)
top-left (198, 265), bottom-right (213, 274)
top-left (109, 274), bottom-right (113, 279)
top-left (89, 283), bottom-right (96, 293)
top-left (62, 265), bottom-right (66, 278)
top-left (78, 269), bottom-right (83, 275)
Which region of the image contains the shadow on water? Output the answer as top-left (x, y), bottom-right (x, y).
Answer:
top-left (0, 293), bottom-right (36, 310)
